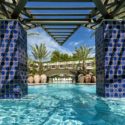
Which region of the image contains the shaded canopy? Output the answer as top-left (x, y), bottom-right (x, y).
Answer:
top-left (0, 0), bottom-right (125, 45)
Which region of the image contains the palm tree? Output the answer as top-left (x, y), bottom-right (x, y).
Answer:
top-left (31, 43), bottom-right (49, 74)
top-left (75, 45), bottom-right (92, 75)
top-left (51, 50), bottom-right (61, 62)
top-left (27, 58), bottom-right (37, 76)
top-left (51, 50), bottom-right (72, 62)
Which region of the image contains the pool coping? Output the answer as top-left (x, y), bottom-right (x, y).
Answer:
top-left (28, 83), bottom-right (96, 86)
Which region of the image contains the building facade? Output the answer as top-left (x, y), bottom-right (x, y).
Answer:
top-left (43, 60), bottom-right (95, 71)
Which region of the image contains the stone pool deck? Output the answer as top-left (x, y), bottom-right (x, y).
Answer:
top-left (28, 83), bottom-right (96, 86)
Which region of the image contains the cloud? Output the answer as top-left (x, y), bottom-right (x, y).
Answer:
top-left (74, 41), bottom-right (80, 46)
top-left (65, 40), bottom-right (82, 50)
top-left (27, 27), bottom-right (72, 59)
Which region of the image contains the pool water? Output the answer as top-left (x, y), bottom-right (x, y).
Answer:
top-left (0, 84), bottom-right (125, 125)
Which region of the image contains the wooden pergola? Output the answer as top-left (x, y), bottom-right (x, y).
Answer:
top-left (0, 0), bottom-right (125, 45)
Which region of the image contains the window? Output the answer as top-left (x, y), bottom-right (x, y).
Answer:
top-left (51, 65), bottom-right (56, 69)
top-left (59, 65), bottom-right (64, 69)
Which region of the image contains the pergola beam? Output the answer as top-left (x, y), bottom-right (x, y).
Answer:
top-left (26, 21), bottom-right (89, 24)
top-left (48, 31), bottom-right (73, 34)
top-left (24, 19), bottom-right (90, 21)
top-left (24, 19), bottom-right (90, 24)
top-left (25, 6), bottom-right (95, 10)
top-left (48, 32), bottom-right (74, 34)
top-left (53, 35), bottom-right (67, 38)
top-left (55, 38), bottom-right (66, 41)
top-left (53, 36), bottom-right (67, 39)
top-left (47, 30), bottom-right (74, 33)
top-left (44, 28), bottom-right (77, 30)
top-left (112, 0), bottom-right (125, 17)
top-left (28, 0), bottom-right (92, 2)
top-left (42, 26), bottom-right (59, 43)
top-left (31, 13), bottom-right (90, 16)
top-left (47, 29), bottom-right (74, 30)
top-left (0, 3), bottom-right (11, 18)
top-left (45, 27), bottom-right (76, 30)
top-left (41, 25), bottom-right (68, 43)
top-left (11, 0), bottom-right (27, 19)
top-left (0, 0), bottom-right (124, 45)
top-left (92, 0), bottom-right (111, 18)
top-left (64, 25), bottom-right (80, 43)
top-left (43, 24), bottom-right (78, 27)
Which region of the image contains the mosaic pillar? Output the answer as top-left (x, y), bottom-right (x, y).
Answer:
top-left (0, 20), bottom-right (28, 98)
top-left (96, 20), bottom-right (125, 97)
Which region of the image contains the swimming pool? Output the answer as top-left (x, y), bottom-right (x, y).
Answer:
top-left (0, 84), bottom-right (125, 125)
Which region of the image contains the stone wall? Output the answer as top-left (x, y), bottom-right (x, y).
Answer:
top-left (0, 20), bottom-right (27, 98)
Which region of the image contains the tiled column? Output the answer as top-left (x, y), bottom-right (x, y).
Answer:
top-left (96, 20), bottom-right (125, 97)
top-left (0, 20), bottom-right (28, 98)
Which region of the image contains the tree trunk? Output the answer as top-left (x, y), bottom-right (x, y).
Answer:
top-left (38, 60), bottom-right (43, 74)
top-left (82, 60), bottom-right (87, 75)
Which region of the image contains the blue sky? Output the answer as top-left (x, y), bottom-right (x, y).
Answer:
top-left (27, 26), bottom-right (95, 58)
top-left (26, 2), bottom-right (95, 59)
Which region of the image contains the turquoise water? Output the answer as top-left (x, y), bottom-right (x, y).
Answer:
top-left (0, 84), bottom-right (125, 125)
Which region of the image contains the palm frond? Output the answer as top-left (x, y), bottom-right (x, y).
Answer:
top-left (31, 43), bottom-right (49, 74)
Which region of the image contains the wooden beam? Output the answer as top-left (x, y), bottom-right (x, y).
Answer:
top-left (11, 0), bottom-right (27, 19)
top-left (25, 6), bottom-right (95, 10)
top-left (58, 42), bottom-right (65, 45)
top-left (3, 1), bottom-right (33, 19)
top-left (30, 21), bottom-right (89, 24)
top-left (90, 1), bottom-right (117, 18)
top-left (115, 11), bottom-right (125, 16)
top-left (58, 41), bottom-right (64, 43)
top-left (104, 0), bottom-right (108, 5)
top-left (64, 25), bottom-right (80, 43)
top-left (2, 1), bottom-right (15, 8)
top-left (55, 39), bottom-right (67, 42)
top-left (55, 40), bottom-right (67, 41)
top-left (50, 32), bottom-right (72, 34)
top-left (25, 18), bottom-right (90, 21)
top-left (48, 33), bottom-right (74, 35)
top-left (92, 0), bottom-right (111, 18)
top-left (24, 19), bottom-right (90, 24)
top-left (41, 24), bottom-right (80, 43)
top-left (53, 36), bottom-right (68, 38)
top-left (44, 28), bottom-right (77, 30)
top-left (31, 13), bottom-right (90, 16)
top-left (47, 30), bottom-right (74, 32)
top-left (28, 0), bottom-right (92, 2)
top-left (112, 0), bottom-right (125, 16)
top-left (43, 24), bottom-right (78, 26)
top-left (0, 3), bottom-right (10, 18)
top-left (55, 38), bottom-right (68, 39)
top-left (41, 25), bottom-right (59, 43)
top-left (12, 0), bottom-right (17, 4)
top-left (58, 41), bottom-right (65, 42)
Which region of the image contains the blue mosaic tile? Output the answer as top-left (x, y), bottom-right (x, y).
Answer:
top-left (96, 20), bottom-right (125, 98)
top-left (0, 20), bottom-right (27, 99)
